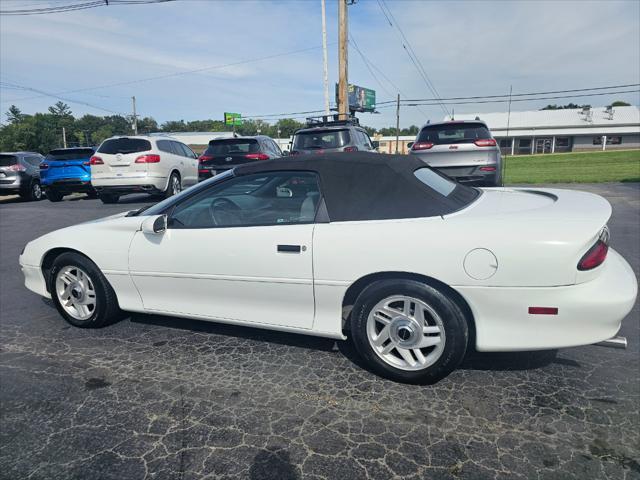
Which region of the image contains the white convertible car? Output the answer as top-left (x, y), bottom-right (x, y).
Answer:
top-left (20, 153), bottom-right (637, 383)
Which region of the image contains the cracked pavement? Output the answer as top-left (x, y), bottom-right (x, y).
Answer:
top-left (0, 183), bottom-right (638, 480)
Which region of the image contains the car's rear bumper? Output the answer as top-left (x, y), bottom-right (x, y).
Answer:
top-left (434, 166), bottom-right (500, 186)
top-left (92, 174), bottom-right (167, 193)
top-left (456, 248), bottom-right (637, 351)
top-left (0, 174), bottom-right (26, 193)
top-left (43, 178), bottom-right (94, 193)
top-left (198, 167), bottom-right (232, 181)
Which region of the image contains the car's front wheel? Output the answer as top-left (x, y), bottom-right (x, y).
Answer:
top-left (351, 280), bottom-right (468, 384)
top-left (49, 252), bottom-right (122, 328)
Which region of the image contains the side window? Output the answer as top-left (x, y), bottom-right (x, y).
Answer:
top-left (271, 140), bottom-right (282, 156)
top-left (157, 140), bottom-right (173, 154)
top-left (169, 171), bottom-right (322, 229)
top-left (26, 155), bottom-right (43, 166)
top-left (176, 142), bottom-right (194, 158)
top-left (361, 131), bottom-right (373, 149)
top-left (169, 141), bottom-right (184, 156)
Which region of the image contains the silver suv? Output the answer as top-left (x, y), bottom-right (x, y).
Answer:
top-left (290, 116), bottom-right (378, 155)
top-left (408, 120), bottom-right (502, 186)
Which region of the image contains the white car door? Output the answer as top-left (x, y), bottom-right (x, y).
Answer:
top-left (128, 171), bottom-right (321, 329)
top-left (175, 141), bottom-right (198, 185)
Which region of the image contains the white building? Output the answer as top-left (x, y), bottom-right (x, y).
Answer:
top-left (452, 105), bottom-right (640, 155)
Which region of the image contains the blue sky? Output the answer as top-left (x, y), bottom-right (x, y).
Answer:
top-left (1, 0), bottom-right (639, 130)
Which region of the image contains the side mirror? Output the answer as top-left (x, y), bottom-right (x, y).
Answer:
top-left (407, 142), bottom-right (414, 150)
top-left (371, 140), bottom-right (380, 149)
top-left (141, 214), bottom-right (167, 234)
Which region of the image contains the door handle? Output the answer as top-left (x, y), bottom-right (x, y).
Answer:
top-left (277, 244), bottom-right (301, 253)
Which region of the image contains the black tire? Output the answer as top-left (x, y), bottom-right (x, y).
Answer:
top-left (20, 180), bottom-right (44, 201)
top-left (86, 190), bottom-right (98, 199)
top-left (46, 188), bottom-right (64, 202)
top-left (99, 193), bottom-right (120, 204)
top-left (350, 279), bottom-right (469, 384)
top-left (49, 252), bottom-right (122, 328)
top-left (164, 172), bottom-right (181, 198)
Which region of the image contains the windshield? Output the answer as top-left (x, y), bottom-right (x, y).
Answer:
top-left (292, 129), bottom-right (350, 150)
top-left (204, 139), bottom-right (259, 156)
top-left (417, 123), bottom-right (492, 145)
top-left (140, 169), bottom-right (235, 216)
top-left (46, 148), bottom-right (95, 161)
top-left (97, 138), bottom-right (151, 155)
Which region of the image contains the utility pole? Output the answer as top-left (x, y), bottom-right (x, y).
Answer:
top-left (321, 0), bottom-right (330, 115)
top-left (131, 96), bottom-right (138, 135)
top-left (337, 0), bottom-right (349, 120)
top-left (62, 126), bottom-right (67, 149)
top-left (395, 94), bottom-right (400, 154)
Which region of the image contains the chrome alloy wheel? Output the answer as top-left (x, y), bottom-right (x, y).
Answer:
top-left (171, 175), bottom-right (181, 196)
top-left (32, 182), bottom-right (42, 200)
top-left (366, 295), bottom-right (446, 371)
top-left (55, 266), bottom-right (97, 321)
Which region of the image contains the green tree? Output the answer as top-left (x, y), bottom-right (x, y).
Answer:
top-left (610, 100), bottom-right (631, 107)
top-left (48, 101), bottom-right (72, 117)
top-left (5, 105), bottom-right (24, 123)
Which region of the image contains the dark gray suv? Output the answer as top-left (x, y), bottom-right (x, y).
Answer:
top-left (290, 116), bottom-right (378, 155)
top-left (0, 152), bottom-right (45, 201)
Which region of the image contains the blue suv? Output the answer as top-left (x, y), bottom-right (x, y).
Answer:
top-left (40, 148), bottom-right (97, 202)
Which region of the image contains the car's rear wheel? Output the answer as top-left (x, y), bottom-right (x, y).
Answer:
top-left (351, 280), bottom-right (468, 384)
top-left (21, 180), bottom-right (43, 201)
top-left (164, 172), bottom-right (181, 198)
top-left (49, 252), bottom-right (122, 328)
top-left (46, 188), bottom-right (64, 202)
top-left (99, 193), bottom-right (120, 204)
top-left (86, 190), bottom-right (98, 199)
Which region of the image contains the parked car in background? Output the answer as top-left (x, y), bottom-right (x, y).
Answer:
top-left (0, 152), bottom-right (45, 201)
top-left (409, 120), bottom-right (502, 186)
top-left (290, 116), bottom-right (378, 155)
top-left (40, 148), bottom-right (96, 202)
top-left (198, 135), bottom-right (282, 181)
top-left (90, 135), bottom-right (199, 204)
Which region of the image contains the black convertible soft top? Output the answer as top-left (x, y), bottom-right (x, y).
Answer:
top-left (234, 152), bottom-right (479, 222)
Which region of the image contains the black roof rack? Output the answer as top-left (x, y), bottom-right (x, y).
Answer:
top-left (304, 114), bottom-right (360, 128)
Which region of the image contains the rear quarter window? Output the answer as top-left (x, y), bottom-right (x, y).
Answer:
top-left (417, 123), bottom-right (492, 145)
top-left (97, 138), bottom-right (151, 154)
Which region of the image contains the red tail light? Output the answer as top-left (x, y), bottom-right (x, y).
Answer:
top-left (578, 240), bottom-right (609, 270)
top-left (7, 163), bottom-right (26, 172)
top-left (479, 166), bottom-right (496, 172)
top-left (578, 228), bottom-right (609, 270)
top-left (474, 139), bottom-right (497, 147)
top-left (245, 153), bottom-right (270, 160)
top-left (198, 155), bottom-right (213, 163)
top-left (198, 169), bottom-right (210, 175)
top-left (343, 146), bottom-right (358, 152)
top-left (411, 142), bottom-right (434, 151)
top-left (89, 156), bottom-right (104, 165)
top-left (39, 163), bottom-right (49, 170)
top-left (135, 154), bottom-right (161, 163)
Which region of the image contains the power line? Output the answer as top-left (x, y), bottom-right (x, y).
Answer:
top-left (349, 33), bottom-right (429, 118)
top-left (375, 83), bottom-right (640, 105)
top-left (376, 0), bottom-right (449, 117)
top-left (0, 81), bottom-right (127, 115)
top-left (0, 0), bottom-right (177, 15)
top-left (0, 44), bottom-right (334, 104)
top-left (375, 89), bottom-right (640, 109)
top-left (349, 35), bottom-right (394, 98)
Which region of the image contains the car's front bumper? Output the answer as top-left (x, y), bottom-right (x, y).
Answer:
top-left (20, 256), bottom-right (50, 299)
top-left (456, 248), bottom-right (637, 351)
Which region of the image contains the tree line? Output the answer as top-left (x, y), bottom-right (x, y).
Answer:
top-left (0, 102), bottom-right (421, 154)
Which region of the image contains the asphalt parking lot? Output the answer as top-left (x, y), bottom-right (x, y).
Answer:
top-left (0, 183), bottom-right (638, 480)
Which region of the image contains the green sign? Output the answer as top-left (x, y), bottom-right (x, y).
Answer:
top-left (224, 112), bottom-right (242, 126)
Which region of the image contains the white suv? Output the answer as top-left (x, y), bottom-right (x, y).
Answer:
top-left (90, 136), bottom-right (199, 204)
